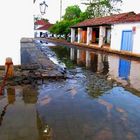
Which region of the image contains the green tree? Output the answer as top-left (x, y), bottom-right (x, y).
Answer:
top-left (49, 5), bottom-right (88, 40)
top-left (63, 5), bottom-right (81, 21)
top-left (49, 20), bottom-right (72, 39)
top-left (82, 0), bottom-right (122, 18)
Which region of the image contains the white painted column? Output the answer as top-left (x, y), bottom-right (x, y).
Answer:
top-left (86, 51), bottom-right (91, 67)
top-left (70, 48), bottom-right (75, 60)
top-left (106, 29), bottom-right (111, 44)
top-left (99, 26), bottom-right (106, 47)
top-left (0, 0), bottom-right (34, 65)
top-left (87, 27), bottom-right (92, 45)
top-left (71, 28), bottom-right (76, 43)
top-left (78, 28), bottom-right (82, 43)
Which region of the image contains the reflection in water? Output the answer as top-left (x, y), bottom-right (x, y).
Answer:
top-left (70, 48), bottom-right (109, 74)
top-left (1, 44), bottom-right (140, 139)
top-left (38, 96), bottom-right (52, 106)
top-left (37, 81), bottom-right (140, 140)
top-left (0, 104), bottom-right (8, 126)
top-left (7, 87), bottom-right (16, 104)
top-left (22, 85), bottom-right (38, 104)
top-left (98, 99), bottom-right (113, 118)
top-left (68, 47), bottom-right (140, 92)
top-left (0, 85), bottom-right (45, 140)
top-left (37, 112), bottom-right (52, 140)
top-left (50, 45), bottom-right (140, 93)
top-left (0, 87), bottom-right (15, 126)
top-left (93, 127), bottom-right (113, 140)
top-left (119, 59), bottom-right (131, 80)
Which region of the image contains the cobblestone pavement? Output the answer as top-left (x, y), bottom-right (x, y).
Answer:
top-left (20, 38), bottom-right (65, 79)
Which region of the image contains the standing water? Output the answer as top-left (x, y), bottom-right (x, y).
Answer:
top-left (1, 42), bottom-right (140, 140)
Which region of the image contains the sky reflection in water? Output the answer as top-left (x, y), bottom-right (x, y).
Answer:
top-left (1, 44), bottom-right (140, 140)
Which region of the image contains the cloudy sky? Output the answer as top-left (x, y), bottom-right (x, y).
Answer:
top-left (34, 0), bottom-right (140, 23)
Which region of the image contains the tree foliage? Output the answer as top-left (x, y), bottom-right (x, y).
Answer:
top-left (49, 1), bottom-right (122, 39)
top-left (49, 5), bottom-right (88, 39)
top-left (82, 0), bottom-right (122, 18)
top-left (63, 5), bottom-right (82, 21)
top-left (49, 20), bottom-right (71, 38)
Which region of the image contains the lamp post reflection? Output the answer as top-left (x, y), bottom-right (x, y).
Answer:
top-left (37, 112), bottom-right (53, 140)
top-left (0, 86), bottom-right (15, 126)
top-left (7, 87), bottom-right (16, 104)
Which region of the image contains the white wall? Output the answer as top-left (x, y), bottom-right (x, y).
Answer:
top-left (111, 22), bottom-right (140, 54)
top-left (0, 0), bottom-right (34, 65)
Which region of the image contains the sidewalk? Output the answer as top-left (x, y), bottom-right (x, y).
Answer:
top-left (45, 37), bottom-right (140, 61)
top-left (20, 38), bottom-right (66, 79)
top-left (1, 38), bottom-right (66, 87)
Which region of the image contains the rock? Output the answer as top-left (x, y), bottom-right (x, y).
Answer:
top-left (21, 38), bottom-right (33, 43)
top-left (107, 76), bottom-right (112, 81)
top-left (113, 83), bottom-right (117, 87)
top-left (22, 79), bottom-right (31, 84)
top-left (41, 73), bottom-right (48, 77)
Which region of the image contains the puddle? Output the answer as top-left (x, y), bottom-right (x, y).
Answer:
top-left (1, 42), bottom-right (140, 140)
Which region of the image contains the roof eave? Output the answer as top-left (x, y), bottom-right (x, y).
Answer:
top-left (71, 24), bottom-right (111, 28)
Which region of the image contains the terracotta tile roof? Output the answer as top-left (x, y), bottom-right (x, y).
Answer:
top-left (119, 14), bottom-right (140, 23)
top-left (34, 20), bottom-right (47, 25)
top-left (71, 12), bottom-right (140, 28)
top-left (37, 23), bottom-right (53, 30)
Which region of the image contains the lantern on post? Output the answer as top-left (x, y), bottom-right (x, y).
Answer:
top-left (39, 1), bottom-right (48, 15)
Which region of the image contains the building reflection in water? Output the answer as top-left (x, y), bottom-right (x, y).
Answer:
top-left (108, 56), bottom-right (140, 91)
top-left (119, 59), bottom-right (131, 80)
top-left (70, 48), bottom-right (75, 60)
top-left (70, 47), bottom-right (140, 92)
top-left (70, 48), bottom-right (109, 74)
top-left (77, 49), bottom-right (86, 67)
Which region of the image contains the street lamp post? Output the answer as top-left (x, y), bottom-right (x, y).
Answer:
top-left (60, 0), bottom-right (62, 21)
top-left (39, 1), bottom-right (48, 15)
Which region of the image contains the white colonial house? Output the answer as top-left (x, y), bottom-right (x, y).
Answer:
top-left (111, 13), bottom-right (140, 54)
top-left (71, 12), bottom-right (140, 55)
top-left (34, 20), bottom-right (53, 38)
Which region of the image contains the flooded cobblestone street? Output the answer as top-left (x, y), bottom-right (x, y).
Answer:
top-left (0, 41), bottom-right (140, 140)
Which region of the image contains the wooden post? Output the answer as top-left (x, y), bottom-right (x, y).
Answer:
top-left (5, 57), bottom-right (14, 78)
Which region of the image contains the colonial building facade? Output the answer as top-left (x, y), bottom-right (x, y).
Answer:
top-left (34, 20), bottom-right (53, 38)
top-left (71, 12), bottom-right (140, 55)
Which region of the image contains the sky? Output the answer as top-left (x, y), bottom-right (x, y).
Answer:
top-left (35, 0), bottom-right (140, 24)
